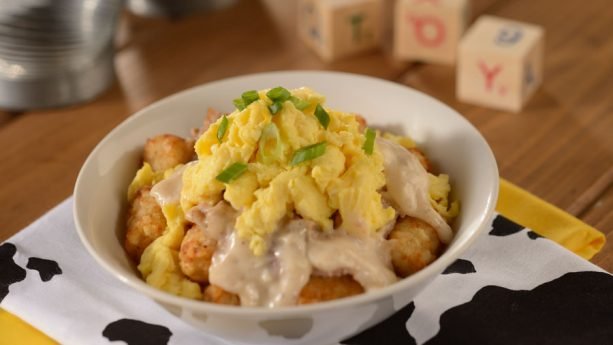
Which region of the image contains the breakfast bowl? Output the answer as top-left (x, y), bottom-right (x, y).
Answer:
top-left (74, 71), bottom-right (499, 345)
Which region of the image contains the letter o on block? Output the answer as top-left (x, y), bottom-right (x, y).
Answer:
top-left (394, 0), bottom-right (470, 65)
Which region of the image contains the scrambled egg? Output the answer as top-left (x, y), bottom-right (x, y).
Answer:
top-left (429, 173), bottom-right (460, 222)
top-left (127, 163), bottom-right (163, 201)
top-left (181, 87), bottom-right (396, 255)
top-left (382, 132), bottom-right (416, 150)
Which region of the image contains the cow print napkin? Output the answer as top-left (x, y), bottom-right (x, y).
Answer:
top-left (1, 199), bottom-right (612, 345)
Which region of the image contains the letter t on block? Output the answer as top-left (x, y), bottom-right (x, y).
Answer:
top-left (457, 15), bottom-right (544, 112)
top-left (298, 0), bottom-right (383, 62)
top-left (394, 0), bottom-right (470, 65)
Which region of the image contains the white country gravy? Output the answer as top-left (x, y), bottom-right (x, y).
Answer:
top-left (307, 229), bottom-right (398, 289)
top-left (209, 216), bottom-right (396, 307)
top-left (185, 201), bottom-right (235, 240)
top-left (209, 219), bottom-right (312, 307)
top-left (376, 138), bottom-right (453, 244)
top-left (150, 162), bottom-right (195, 207)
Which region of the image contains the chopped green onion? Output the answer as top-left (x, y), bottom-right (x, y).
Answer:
top-left (291, 141), bottom-right (327, 166)
top-left (216, 163), bottom-right (248, 183)
top-left (266, 87), bottom-right (291, 102)
top-left (268, 101), bottom-right (282, 115)
top-left (233, 98), bottom-right (246, 110)
top-left (241, 90), bottom-right (260, 105)
top-left (314, 104), bottom-right (330, 129)
top-left (217, 115), bottom-right (228, 143)
top-left (258, 123), bottom-right (283, 164)
top-left (290, 96), bottom-right (309, 110)
top-left (362, 127), bottom-right (376, 155)
top-left (234, 90), bottom-right (260, 110)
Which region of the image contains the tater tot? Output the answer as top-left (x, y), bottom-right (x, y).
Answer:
top-left (355, 115), bottom-right (367, 132)
top-left (203, 285), bottom-right (240, 306)
top-left (143, 134), bottom-right (194, 172)
top-left (179, 225), bottom-right (216, 283)
top-left (388, 217), bottom-right (441, 277)
top-left (408, 147), bottom-right (433, 172)
top-left (298, 275), bottom-right (364, 305)
top-left (124, 186), bottom-right (167, 262)
top-left (191, 108), bottom-right (222, 139)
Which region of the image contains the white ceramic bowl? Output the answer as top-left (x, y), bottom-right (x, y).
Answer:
top-left (74, 71), bottom-right (499, 345)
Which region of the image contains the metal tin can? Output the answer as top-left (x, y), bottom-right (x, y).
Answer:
top-left (0, 0), bottom-right (123, 110)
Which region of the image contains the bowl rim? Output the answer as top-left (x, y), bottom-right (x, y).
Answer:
top-left (73, 70), bottom-right (499, 317)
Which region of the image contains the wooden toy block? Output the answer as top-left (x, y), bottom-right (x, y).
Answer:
top-left (394, 0), bottom-right (470, 65)
top-left (298, 0), bottom-right (383, 61)
top-left (457, 15), bottom-right (544, 112)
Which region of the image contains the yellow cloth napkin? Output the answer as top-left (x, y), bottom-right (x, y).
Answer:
top-left (0, 179), bottom-right (606, 344)
top-left (496, 179), bottom-right (606, 260)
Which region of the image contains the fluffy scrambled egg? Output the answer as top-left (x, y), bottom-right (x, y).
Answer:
top-left (181, 87), bottom-right (396, 255)
top-left (429, 173), bottom-right (460, 222)
top-left (127, 163), bottom-right (163, 201)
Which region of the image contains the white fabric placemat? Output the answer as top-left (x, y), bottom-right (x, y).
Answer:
top-left (1, 198), bottom-right (611, 345)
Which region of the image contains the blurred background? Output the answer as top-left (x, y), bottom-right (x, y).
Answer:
top-left (0, 0), bottom-right (611, 267)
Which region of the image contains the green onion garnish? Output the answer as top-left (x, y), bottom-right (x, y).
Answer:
top-left (314, 104), bottom-right (330, 129)
top-left (217, 115), bottom-right (228, 142)
top-left (233, 98), bottom-right (246, 110)
top-left (233, 90), bottom-right (260, 110)
top-left (268, 101), bottom-right (282, 115)
top-left (290, 96), bottom-right (309, 110)
top-left (258, 123), bottom-right (283, 164)
top-left (216, 163), bottom-right (248, 183)
top-left (291, 141), bottom-right (327, 165)
top-left (266, 87), bottom-right (291, 102)
top-left (362, 127), bottom-right (376, 155)
top-left (241, 90), bottom-right (260, 105)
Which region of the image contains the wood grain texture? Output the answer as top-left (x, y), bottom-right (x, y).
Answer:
top-left (0, 0), bottom-right (610, 271)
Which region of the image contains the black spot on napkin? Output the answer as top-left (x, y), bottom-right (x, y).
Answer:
top-left (26, 257), bottom-right (62, 282)
top-left (0, 243), bottom-right (26, 302)
top-left (442, 259), bottom-right (476, 275)
top-left (341, 302), bottom-right (417, 345)
top-left (426, 271), bottom-right (613, 345)
top-left (526, 231), bottom-right (542, 240)
top-left (489, 215), bottom-right (524, 237)
top-left (103, 319), bottom-right (172, 345)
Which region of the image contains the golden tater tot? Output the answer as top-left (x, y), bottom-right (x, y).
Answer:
top-left (408, 147), bottom-right (432, 172)
top-left (143, 134), bottom-right (193, 172)
top-left (298, 275), bottom-right (364, 305)
top-left (355, 115), bottom-right (367, 132)
top-left (179, 225), bottom-right (216, 283)
top-left (203, 285), bottom-right (240, 306)
top-left (191, 108), bottom-right (223, 139)
top-left (388, 217), bottom-right (441, 277)
top-left (125, 186), bottom-right (167, 262)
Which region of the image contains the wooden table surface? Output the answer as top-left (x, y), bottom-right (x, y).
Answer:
top-left (0, 0), bottom-right (611, 271)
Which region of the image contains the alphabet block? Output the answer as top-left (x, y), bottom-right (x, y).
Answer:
top-left (394, 0), bottom-right (470, 65)
top-left (457, 15), bottom-right (544, 112)
top-left (298, 0), bottom-right (383, 61)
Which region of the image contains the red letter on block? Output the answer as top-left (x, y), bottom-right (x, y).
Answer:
top-left (408, 15), bottom-right (446, 47)
top-left (478, 61), bottom-right (502, 91)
